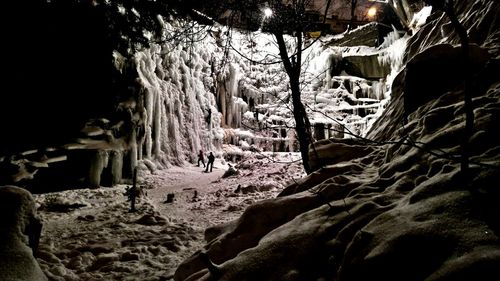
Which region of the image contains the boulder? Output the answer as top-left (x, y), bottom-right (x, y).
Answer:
top-left (308, 138), bottom-right (380, 172)
top-left (0, 185), bottom-right (48, 281)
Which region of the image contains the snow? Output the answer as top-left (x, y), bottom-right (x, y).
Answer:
top-left (409, 6), bottom-right (433, 33)
top-left (32, 154), bottom-right (305, 280)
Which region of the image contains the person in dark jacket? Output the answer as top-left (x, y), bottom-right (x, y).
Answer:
top-left (197, 150), bottom-right (205, 167)
top-left (205, 152), bottom-right (215, 172)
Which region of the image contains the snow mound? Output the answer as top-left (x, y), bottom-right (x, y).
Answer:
top-left (0, 186), bottom-right (48, 281)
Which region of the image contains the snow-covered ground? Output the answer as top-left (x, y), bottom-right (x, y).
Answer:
top-left (33, 153), bottom-right (305, 281)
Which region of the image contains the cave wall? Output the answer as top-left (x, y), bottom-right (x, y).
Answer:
top-left (2, 0), bottom-right (115, 154)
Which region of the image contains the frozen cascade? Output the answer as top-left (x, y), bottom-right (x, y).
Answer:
top-left (129, 17), bottom-right (418, 167)
top-left (0, 6), bottom-right (427, 188)
top-left (109, 150), bottom-right (123, 186)
top-left (89, 150), bottom-right (108, 188)
top-left (11, 19), bottom-right (418, 188)
top-left (217, 63), bottom-right (246, 128)
top-left (86, 149), bottom-right (124, 188)
top-left (299, 24), bottom-right (415, 139)
top-left (377, 29), bottom-right (410, 92)
top-left (0, 2), bottom-right (463, 191)
top-left (133, 21), bottom-right (221, 167)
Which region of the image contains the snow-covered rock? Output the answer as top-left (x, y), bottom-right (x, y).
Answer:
top-left (0, 186), bottom-right (47, 281)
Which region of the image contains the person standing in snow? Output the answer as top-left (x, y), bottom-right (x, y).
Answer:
top-left (205, 152), bottom-right (215, 173)
top-left (197, 150), bottom-right (205, 168)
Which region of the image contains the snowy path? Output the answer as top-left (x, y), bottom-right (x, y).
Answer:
top-left (33, 154), bottom-right (304, 280)
top-left (143, 164), bottom-right (227, 230)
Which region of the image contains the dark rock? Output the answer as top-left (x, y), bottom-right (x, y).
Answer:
top-left (403, 43), bottom-right (489, 115)
top-left (343, 54), bottom-right (391, 80)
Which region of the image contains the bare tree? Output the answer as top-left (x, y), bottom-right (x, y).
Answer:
top-left (262, 0), bottom-right (336, 174)
top-left (213, 0), bottom-right (333, 174)
top-left (347, 0), bottom-right (359, 32)
top-left (272, 1), bottom-right (311, 173)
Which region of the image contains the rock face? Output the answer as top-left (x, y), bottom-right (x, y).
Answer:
top-left (343, 53), bottom-right (392, 79)
top-left (326, 23), bottom-right (394, 47)
top-left (0, 186), bottom-right (47, 281)
top-left (175, 1), bottom-right (500, 280)
top-left (403, 43), bottom-right (490, 115)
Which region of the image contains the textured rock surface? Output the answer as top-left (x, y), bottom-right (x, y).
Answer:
top-left (0, 186), bottom-right (47, 281)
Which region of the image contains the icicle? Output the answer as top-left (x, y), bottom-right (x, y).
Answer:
top-left (287, 130), bottom-right (297, 152)
top-left (153, 88), bottom-right (161, 158)
top-left (378, 30), bottom-right (410, 88)
top-left (130, 129), bottom-right (138, 176)
top-left (89, 150), bottom-right (108, 188)
top-left (110, 150), bottom-right (123, 186)
top-left (371, 79), bottom-right (385, 101)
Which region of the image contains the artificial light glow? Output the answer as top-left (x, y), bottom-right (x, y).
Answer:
top-left (367, 7), bottom-right (377, 18)
top-left (263, 8), bottom-right (273, 18)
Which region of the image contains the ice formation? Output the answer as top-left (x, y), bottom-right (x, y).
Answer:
top-left (126, 16), bottom-right (413, 170)
top-left (1, 0), bottom-right (426, 189)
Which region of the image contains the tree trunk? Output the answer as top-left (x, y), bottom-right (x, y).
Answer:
top-left (291, 78), bottom-right (313, 174)
top-left (347, 0), bottom-right (358, 32)
top-left (274, 32), bottom-right (313, 174)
